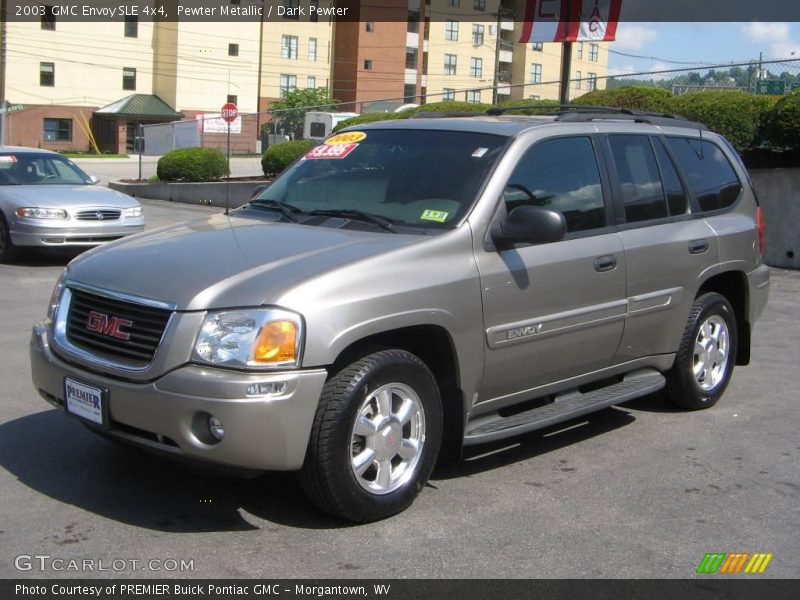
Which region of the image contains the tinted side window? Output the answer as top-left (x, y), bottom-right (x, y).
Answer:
top-left (653, 137), bottom-right (688, 216)
top-left (506, 137), bottom-right (605, 232)
top-left (608, 135), bottom-right (667, 223)
top-left (666, 137), bottom-right (742, 212)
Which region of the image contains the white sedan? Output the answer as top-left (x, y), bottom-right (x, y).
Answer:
top-left (0, 146), bottom-right (144, 262)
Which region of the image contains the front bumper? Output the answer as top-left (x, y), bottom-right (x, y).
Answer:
top-left (30, 322), bottom-right (327, 471)
top-left (11, 219), bottom-right (144, 247)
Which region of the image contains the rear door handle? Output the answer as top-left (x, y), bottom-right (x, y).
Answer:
top-left (689, 239), bottom-right (709, 254)
top-left (594, 254), bottom-right (617, 272)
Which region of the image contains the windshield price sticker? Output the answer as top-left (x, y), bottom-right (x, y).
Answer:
top-left (305, 143), bottom-right (359, 159)
top-left (325, 132), bottom-right (367, 145)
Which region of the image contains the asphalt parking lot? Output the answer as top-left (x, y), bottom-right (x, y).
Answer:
top-left (0, 198), bottom-right (798, 579)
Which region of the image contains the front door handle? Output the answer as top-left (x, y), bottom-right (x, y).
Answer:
top-left (594, 254), bottom-right (617, 272)
top-left (689, 239), bottom-right (709, 254)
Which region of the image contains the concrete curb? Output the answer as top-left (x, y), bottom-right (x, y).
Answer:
top-left (109, 180), bottom-right (270, 209)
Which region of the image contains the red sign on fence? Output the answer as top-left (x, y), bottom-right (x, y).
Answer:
top-left (220, 102), bottom-right (238, 123)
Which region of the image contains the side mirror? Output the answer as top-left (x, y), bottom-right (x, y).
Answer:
top-left (88, 175), bottom-right (100, 185)
top-left (491, 205), bottom-right (567, 247)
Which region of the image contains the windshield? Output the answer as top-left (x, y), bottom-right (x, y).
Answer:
top-left (254, 129), bottom-right (508, 230)
top-left (0, 153), bottom-right (91, 186)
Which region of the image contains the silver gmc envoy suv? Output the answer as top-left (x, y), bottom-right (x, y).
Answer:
top-left (30, 107), bottom-right (770, 522)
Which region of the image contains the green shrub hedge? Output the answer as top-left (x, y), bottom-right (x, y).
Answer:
top-left (572, 86), bottom-right (673, 112)
top-left (764, 90), bottom-right (800, 149)
top-left (261, 140), bottom-right (317, 176)
top-left (332, 112), bottom-right (405, 133)
top-left (668, 91), bottom-right (775, 152)
top-left (156, 147), bottom-right (228, 182)
top-left (407, 101), bottom-right (492, 115)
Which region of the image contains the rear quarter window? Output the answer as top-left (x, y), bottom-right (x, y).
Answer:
top-left (666, 137), bottom-right (742, 212)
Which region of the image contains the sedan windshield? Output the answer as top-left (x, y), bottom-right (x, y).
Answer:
top-left (0, 153), bottom-right (92, 186)
top-left (253, 129), bottom-right (508, 230)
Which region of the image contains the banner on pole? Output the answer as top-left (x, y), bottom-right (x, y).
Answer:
top-left (520, 0), bottom-right (622, 43)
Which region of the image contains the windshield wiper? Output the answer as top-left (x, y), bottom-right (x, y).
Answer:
top-left (309, 209), bottom-right (396, 233)
top-left (249, 199), bottom-right (302, 223)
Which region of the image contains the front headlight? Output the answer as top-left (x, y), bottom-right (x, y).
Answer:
top-left (47, 269), bottom-right (68, 321)
top-left (16, 207), bottom-right (67, 220)
top-left (122, 206), bottom-right (142, 218)
top-left (193, 308), bottom-right (303, 369)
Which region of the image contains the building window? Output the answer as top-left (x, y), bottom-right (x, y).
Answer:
top-left (574, 71), bottom-right (582, 89)
top-left (448, 0), bottom-right (460, 6)
top-left (445, 20), bottom-right (458, 41)
top-left (406, 47), bottom-right (418, 69)
top-left (528, 94), bottom-right (541, 100)
top-left (404, 84), bottom-right (416, 102)
top-left (228, 43), bottom-right (239, 56)
top-left (123, 67), bottom-right (136, 91)
top-left (366, 21), bottom-right (375, 32)
top-left (279, 74), bottom-right (297, 96)
top-left (467, 90), bottom-right (481, 103)
top-left (530, 63), bottom-right (542, 83)
top-left (43, 118), bottom-right (72, 142)
top-left (41, 5), bottom-right (55, 30)
top-left (577, 42), bottom-right (584, 60)
top-left (307, 76), bottom-right (316, 89)
top-left (40, 62), bottom-right (55, 87)
top-left (474, 0), bottom-right (486, 10)
top-left (444, 54), bottom-right (457, 75)
top-left (443, 88), bottom-right (455, 100)
top-left (589, 43), bottom-right (599, 62)
top-left (407, 10), bottom-right (419, 33)
top-left (124, 16), bottom-right (138, 38)
top-left (310, 0), bottom-right (318, 21)
top-left (281, 35), bottom-right (298, 59)
top-left (587, 72), bottom-right (597, 90)
top-left (308, 38), bottom-right (317, 62)
top-left (227, 94), bottom-right (237, 105)
top-left (363, 60), bottom-right (373, 71)
top-left (282, 0), bottom-right (299, 19)
top-left (531, 42), bottom-right (543, 51)
top-left (470, 57), bottom-right (482, 78)
top-left (472, 24), bottom-right (484, 46)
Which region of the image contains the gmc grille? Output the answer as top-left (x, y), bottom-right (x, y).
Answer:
top-left (65, 289), bottom-right (172, 365)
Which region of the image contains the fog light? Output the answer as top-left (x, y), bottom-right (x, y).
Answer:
top-left (207, 415), bottom-right (225, 441)
top-left (246, 381), bottom-right (288, 397)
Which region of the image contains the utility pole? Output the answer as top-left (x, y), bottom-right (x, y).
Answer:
top-left (492, 8), bottom-right (503, 105)
top-left (0, 0), bottom-right (8, 146)
top-left (558, 0), bottom-right (574, 104)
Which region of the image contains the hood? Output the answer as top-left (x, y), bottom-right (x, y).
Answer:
top-left (66, 213), bottom-right (421, 311)
top-left (0, 184), bottom-right (139, 209)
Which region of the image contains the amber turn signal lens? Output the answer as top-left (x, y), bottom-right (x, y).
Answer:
top-left (253, 321), bottom-right (297, 363)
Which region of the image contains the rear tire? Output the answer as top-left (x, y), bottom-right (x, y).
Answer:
top-left (299, 349), bottom-right (442, 523)
top-left (665, 292), bottom-right (737, 410)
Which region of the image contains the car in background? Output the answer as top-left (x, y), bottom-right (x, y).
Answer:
top-left (0, 146), bottom-right (144, 262)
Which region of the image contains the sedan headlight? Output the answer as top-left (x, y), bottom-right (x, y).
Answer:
top-left (193, 308), bottom-right (303, 369)
top-left (16, 207), bottom-right (67, 220)
top-left (123, 206), bottom-right (142, 218)
top-left (47, 269), bottom-right (68, 321)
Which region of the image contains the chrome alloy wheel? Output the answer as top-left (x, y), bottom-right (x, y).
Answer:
top-left (693, 315), bottom-right (730, 392)
top-left (350, 383), bottom-right (426, 495)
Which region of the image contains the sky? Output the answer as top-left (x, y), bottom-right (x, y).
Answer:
top-left (607, 23), bottom-right (800, 78)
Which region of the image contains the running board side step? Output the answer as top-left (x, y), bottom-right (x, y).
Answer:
top-left (463, 369), bottom-right (665, 446)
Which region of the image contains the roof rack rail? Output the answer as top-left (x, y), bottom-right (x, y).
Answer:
top-left (485, 103), bottom-right (708, 129)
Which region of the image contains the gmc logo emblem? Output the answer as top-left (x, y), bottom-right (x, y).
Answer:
top-left (85, 310), bottom-right (133, 341)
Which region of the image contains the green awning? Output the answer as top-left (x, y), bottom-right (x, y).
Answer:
top-left (95, 94), bottom-right (182, 119)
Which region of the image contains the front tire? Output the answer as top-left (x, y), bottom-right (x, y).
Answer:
top-left (0, 214), bottom-right (18, 263)
top-left (665, 292), bottom-right (737, 410)
top-left (299, 349), bottom-right (442, 523)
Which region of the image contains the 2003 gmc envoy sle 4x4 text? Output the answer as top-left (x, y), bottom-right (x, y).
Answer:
top-left (30, 106), bottom-right (770, 522)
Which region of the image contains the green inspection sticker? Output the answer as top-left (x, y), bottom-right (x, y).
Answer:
top-left (419, 209), bottom-right (449, 223)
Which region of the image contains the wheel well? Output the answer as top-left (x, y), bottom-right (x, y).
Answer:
top-left (331, 325), bottom-right (465, 459)
top-left (697, 271), bottom-right (750, 365)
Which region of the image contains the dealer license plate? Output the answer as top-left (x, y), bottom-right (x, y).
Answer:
top-left (64, 377), bottom-right (107, 427)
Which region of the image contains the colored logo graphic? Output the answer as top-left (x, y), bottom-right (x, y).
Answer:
top-left (696, 552), bottom-right (773, 574)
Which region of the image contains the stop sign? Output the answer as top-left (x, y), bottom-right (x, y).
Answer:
top-left (221, 102), bottom-right (238, 123)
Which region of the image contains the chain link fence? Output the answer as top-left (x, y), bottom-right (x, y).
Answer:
top-left (141, 58), bottom-right (800, 177)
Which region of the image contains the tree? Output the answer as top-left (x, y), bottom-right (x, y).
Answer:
top-left (265, 88), bottom-right (339, 141)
